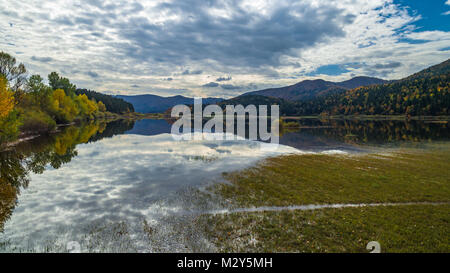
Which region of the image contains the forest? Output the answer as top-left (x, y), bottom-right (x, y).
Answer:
top-left (222, 59), bottom-right (450, 117)
top-left (75, 89), bottom-right (134, 114)
top-left (0, 52), bottom-right (134, 146)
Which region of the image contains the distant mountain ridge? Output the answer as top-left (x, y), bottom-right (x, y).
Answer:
top-left (116, 94), bottom-right (223, 113)
top-left (243, 76), bottom-right (387, 101)
top-left (220, 59), bottom-right (449, 116)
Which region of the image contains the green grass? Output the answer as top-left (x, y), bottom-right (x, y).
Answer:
top-left (217, 148), bottom-right (450, 207)
top-left (205, 146), bottom-right (450, 252)
top-left (204, 204), bottom-right (450, 253)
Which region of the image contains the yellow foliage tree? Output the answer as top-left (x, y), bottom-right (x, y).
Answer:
top-left (0, 77), bottom-right (15, 119)
top-left (97, 101), bottom-right (107, 112)
top-left (52, 89), bottom-right (79, 122)
top-left (76, 94), bottom-right (98, 117)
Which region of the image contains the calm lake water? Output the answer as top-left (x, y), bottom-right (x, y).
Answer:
top-left (0, 118), bottom-right (448, 252)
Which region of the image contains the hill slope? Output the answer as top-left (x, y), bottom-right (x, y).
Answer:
top-left (244, 76), bottom-right (386, 101)
top-left (300, 59), bottom-right (450, 116)
top-left (117, 94), bottom-right (223, 113)
top-left (220, 59), bottom-right (450, 116)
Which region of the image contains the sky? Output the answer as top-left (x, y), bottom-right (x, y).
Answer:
top-left (0, 0), bottom-right (449, 98)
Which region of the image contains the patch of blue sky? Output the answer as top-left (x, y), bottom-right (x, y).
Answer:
top-left (394, 0), bottom-right (450, 32)
top-left (306, 65), bottom-right (350, 76)
top-left (397, 38), bottom-right (431, 44)
top-left (358, 41), bottom-right (376, 49)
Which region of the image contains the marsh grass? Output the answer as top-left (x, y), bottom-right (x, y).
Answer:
top-left (205, 145), bottom-right (450, 252)
top-left (204, 204), bottom-right (450, 253)
top-left (217, 147), bottom-right (450, 207)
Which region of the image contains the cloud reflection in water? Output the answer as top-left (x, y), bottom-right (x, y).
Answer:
top-left (1, 133), bottom-right (300, 252)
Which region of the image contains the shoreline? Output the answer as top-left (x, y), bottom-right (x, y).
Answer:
top-left (281, 115), bottom-right (450, 121)
top-left (0, 113), bottom-right (167, 151)
top-left (2, 114), bottom-right (448, 151)
top-left (1, 123), bottom-right (74, 151)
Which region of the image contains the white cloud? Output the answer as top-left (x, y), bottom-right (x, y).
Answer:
top-left (444, 0), bottom-right (450, 15)
top-left (0, 0), bottom-right (449, 98)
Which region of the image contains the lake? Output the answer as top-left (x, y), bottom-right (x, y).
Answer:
top-left (0, 118), bottom-right (448, 252)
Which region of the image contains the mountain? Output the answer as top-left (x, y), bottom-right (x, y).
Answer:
top-left (288, 59), bottom-right (450, 116)
top-left (220, 59), bottom-right (449, 116)
top-left (406, 59), bottom-right (450, 80)
top-left (336, 76), bottom-right (389, 89)
top-left (116, 94), bottom-right (223, 113)
top-left (243, 76), bottom-right (386, 101)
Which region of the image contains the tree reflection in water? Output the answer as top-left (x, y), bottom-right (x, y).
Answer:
top-left (0, 119), bottom-right (134, 232)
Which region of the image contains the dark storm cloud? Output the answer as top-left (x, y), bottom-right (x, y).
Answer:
top-left (202, 82), bottom-right (219, 88)
top-left (216, 76), bottom-right (232, 82)
top-left (31, 56), bottom-right (53, 63)
top-left (115, 0), bottom-right (354, 68)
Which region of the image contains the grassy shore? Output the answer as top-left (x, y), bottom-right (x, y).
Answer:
top-left (204, 145), bottom-right (450, 252)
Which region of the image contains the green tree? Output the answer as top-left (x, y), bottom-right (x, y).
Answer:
top-left (48, 72), bottom-right (76, 95)
top-left (0, 51), bottom-right (27, 91)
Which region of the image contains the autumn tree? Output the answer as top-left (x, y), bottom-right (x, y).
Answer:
top-left (52, 89), bottom-right (79, 122)
top-left (0, 77), bottom-right (15, 118)
top-left (97, 101), bottom-right (107, 112)
top-left (0, 51), bottom-right (27, 91)
top-left (0, 77), bottom-right (20, 144)
top-left (75, 94), bottom-right (98, 117)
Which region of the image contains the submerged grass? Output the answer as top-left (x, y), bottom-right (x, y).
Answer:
top-left (218, 147), bottom-right (450, 207)
top-left (204, 204), bottom-right (450, 253)
top-left (205, 145), bottom-right (450, 252)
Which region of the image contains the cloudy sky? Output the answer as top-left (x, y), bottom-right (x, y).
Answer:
top-left (1, 0), bottom-right (449, 98)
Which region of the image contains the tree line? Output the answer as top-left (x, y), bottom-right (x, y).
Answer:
top-left (0, 51), bottom-right (134, 146)
top-left (75, 89), bottom-right (134, 114)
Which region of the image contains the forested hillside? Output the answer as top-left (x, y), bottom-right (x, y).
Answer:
top-left (220, 59), bottom-right (449, 116)
top-left (294, 59), bottom-right (449, 116)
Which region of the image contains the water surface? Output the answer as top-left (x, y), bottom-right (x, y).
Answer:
top-left (0, 118), bottom-right (448, 252)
